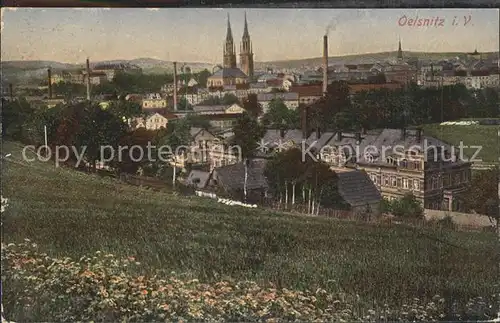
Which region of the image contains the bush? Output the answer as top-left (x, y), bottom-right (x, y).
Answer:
top-left (391, 193), bottom-right (425, 219)
top-left (2, 241), bottom-right (499, 322)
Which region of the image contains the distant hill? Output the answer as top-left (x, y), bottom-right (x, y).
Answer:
top-left (256, 51), bottom-right (500, 69)
top-left (2, 50), bottom-right (498, 83)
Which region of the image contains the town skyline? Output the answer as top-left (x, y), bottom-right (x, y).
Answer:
top-left (1, 8), bottom-right (499, 64)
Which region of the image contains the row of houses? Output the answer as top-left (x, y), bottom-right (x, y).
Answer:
top-left (177, 126), bottom-right (471, 214)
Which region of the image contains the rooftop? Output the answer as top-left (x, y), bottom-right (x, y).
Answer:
top-left (210, 68), bottom-right (248, 79)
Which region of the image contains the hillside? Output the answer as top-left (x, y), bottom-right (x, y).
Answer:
top-left (423, 122), bottom-right (499, 163)
top-left (1, 140), bottom-right (498, 311)
top-left (258, 51), bottom-right (500, 69)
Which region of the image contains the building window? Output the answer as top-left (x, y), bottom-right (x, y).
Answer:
top-left (391, 176), bottom-right (397, 187)
top-left (403, 178), bottom-right (409, 189)
top-left (397, 178), bottom-right (402, 187)
top-left (455, 173), bottom-right (460, 184)
top-left (384, 176), bottom-right (389, 186)
top-left (413, 179), bottom-right (419, 190)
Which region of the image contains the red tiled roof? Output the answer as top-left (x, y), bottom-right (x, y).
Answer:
top-left (290, 85), bottom-right (323, 97)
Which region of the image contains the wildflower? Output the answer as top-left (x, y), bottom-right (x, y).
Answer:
top-left (141, 290), bottom-right (148, 295)
top-left (127, 256), bottom-right (135, 261)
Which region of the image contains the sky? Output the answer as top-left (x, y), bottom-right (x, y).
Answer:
top-left (1, 8), bottom-right (498, 64)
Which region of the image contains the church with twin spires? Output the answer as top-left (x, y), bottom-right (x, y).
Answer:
top-left (207, 13), bottom-right (255, 88)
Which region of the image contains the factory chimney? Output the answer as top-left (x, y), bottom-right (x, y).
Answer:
top-left (173, 62), bottom-right (178, 111)
top-left (86, 58), bottom-right (91, 101)
top-left (322, 35), bottom-right (328, 95)
top-left (47, 68), bottom-right (53, 99)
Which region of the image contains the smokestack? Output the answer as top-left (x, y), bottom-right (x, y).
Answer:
top-left (322, 35), bottom-right (328, 95)
top-left (47, 68), bottom-right (53, 99)
top-left (9, 83), bottom-right (13, 101)
top-left (173, 62), bottom-right (178, 112)
top-left (86, 58), bottom-right (91, 101)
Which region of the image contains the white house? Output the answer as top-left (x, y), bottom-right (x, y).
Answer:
top-left (130, 112), bottom-right (171, 130)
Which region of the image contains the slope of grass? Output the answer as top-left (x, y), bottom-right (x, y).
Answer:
top-left (423, 123), bottom-right (499, 163)
top-left (1, 140), bottom-right (498, 307)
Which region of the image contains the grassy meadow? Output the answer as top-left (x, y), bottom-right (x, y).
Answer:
top-left (1, 140), bottom-right (499, 310)
top-left (423, 123), bottom-right (499, 163)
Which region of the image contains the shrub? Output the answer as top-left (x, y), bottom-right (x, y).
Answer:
top-left (2, 241), bottom-right (499, 322)
top-left (391, 193), bottom-right (425, 219)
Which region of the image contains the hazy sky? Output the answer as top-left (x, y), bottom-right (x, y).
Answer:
top-left (1, 8), bottom-right (498, 63)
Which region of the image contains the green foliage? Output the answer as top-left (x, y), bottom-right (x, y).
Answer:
top-left (242, 93), bottom-right (263, 118)
top-left (1, 98), bottom-right (36, 140)
top-left (231, 112), bottom-right (265, 159)
top-left (390, 193), bottom-right (425, 219)
top-left (262, 98), bottom-right (300, 130)
top-left (106, 99), bottom-right (142, 120)
top-left (177, 97), bottom-right (193, 111)
top-left (463, 167), bottom-right (499, 218)
top-left (380, 198), bottom-right (392, 214)
top-left (2, 241), bottom-right (499, 322)
top-left (112, 71), bottom-right (173, 94)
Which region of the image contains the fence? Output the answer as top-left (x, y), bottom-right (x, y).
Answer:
top-left (262, 199), bottom-right (355, 219)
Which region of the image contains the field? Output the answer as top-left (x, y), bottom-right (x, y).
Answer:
top-left (1, 141), bottom-right (498, 311)
top-left (423, 123), bottom-right (499, 163)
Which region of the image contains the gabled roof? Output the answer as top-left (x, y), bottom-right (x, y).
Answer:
top-left (336, 169), bottom-right (382, 207)
top-left (193, 105), bottom-right (227, 114)
top-left (209, 68), bottom-right (248, 79)
top-left (213, 159), bottom-right (268, 191)
top-left (262, 129), bottom-right (304, 148)
top-left (289, 85), bottom-right (323, 97)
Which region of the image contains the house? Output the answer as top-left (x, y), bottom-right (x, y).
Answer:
top-left (129, 112), bottom-right (175, 131)
top-left (192, 103), bottom-right (244, 115)
top-left (61, 69), bottom-right (85, 84)
top-left (334, 168), bottom-right (382, 217)
top-left (257, 92), bottom-right (299, 113)
top-left (205, 159), bottom-right (269, 202)
top-left (142, 93), bottom-right (167, 110)
top-left (289, 85), bottom-right (323, 105)
top-left (189, 127), bottom-right (221, 165)
top-left (185, 169), bottom-right (211, 189)
top-left (353, 128), bottom-right (472, 211)
top-left (261, 129), bottom-right (304, 154)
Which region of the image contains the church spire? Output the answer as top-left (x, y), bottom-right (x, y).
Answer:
top-left (226, 13), bottom-right (233, 42)
top-left (243, 11), bottom-right (249, 38)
